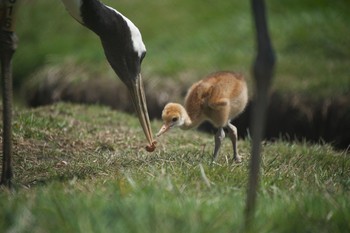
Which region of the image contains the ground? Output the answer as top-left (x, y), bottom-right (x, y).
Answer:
top-left (1, 103), bottom-right (349, 232)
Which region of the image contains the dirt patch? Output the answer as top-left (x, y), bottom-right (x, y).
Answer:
top-left (23, 67), bottom-right (350, 150)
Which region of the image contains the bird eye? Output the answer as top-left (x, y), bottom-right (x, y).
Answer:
top-left (172, 117), bottom-right (178, 122)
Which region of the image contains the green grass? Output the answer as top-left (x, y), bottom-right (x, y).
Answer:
top-left (3, 1), bottom-right (350, 231)
top-left (1, 103), bottom-right (349, 232)
top-left (13, 0), bottom-right (350, 97)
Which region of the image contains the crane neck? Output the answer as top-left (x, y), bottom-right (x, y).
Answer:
top-left (60, 0), bottom-right (122, 35)
top-left (60, 0), bottom-right (145, 57)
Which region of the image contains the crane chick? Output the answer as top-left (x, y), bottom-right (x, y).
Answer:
top-left (157, 71), bottom-right (248, 163)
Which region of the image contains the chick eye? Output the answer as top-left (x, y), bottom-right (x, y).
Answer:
top-left (172, 117), bottom-right (178, 122)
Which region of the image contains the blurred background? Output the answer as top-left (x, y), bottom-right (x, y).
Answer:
top-left (8, 0), bottom-right (350, 149)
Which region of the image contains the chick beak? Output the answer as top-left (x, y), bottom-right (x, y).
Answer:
top-left (156, 123), bottom-right (172, 137)
top-left (128, 73), bottom-right (154, 145)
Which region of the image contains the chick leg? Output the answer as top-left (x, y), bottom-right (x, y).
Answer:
top-left (227, 123), bottom-right (242, 163)
top-left (212, 127), bottom-right (225, 162)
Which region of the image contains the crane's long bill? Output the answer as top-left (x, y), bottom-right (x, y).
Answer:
top-left (128, 74), bottom-right (154, 145)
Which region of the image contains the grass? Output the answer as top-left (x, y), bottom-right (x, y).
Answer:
top-left (2, 0), bottom-right (350, 232)
top-left (13, 0), bottom-right (350, 97)
top-left (1, 103), bottom-right (349, 232)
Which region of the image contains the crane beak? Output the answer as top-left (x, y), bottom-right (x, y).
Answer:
top-left (156, 123), bottom-right (171, 137)
top-left (128, 74), bottom-right (154, 146)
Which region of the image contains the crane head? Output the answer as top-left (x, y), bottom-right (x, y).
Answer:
top-left (157, 103), bottom-right (186, 137)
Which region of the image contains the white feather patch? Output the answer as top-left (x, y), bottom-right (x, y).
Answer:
top-left (106, 6), bottom-right (146, 58)
top-left (60, 1), bottom-right (146, 58)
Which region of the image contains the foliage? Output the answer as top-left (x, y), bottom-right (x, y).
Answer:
top-left (13, 0), bottom-right (350, 97)
top-left (3, 0), bottom-right (350, 231)
top-left (1, 103), bottom-right (349, 232)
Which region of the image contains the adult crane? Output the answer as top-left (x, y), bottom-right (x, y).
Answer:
top-left (0, 0), bottom-right (155, 188)
top-left (245, 0), bottom-right (275, 229)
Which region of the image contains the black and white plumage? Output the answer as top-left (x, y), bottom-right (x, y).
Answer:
top-left (0, 0), bottom-right (155, 187)
top-left (61, 0), bottom-right (154, 147)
